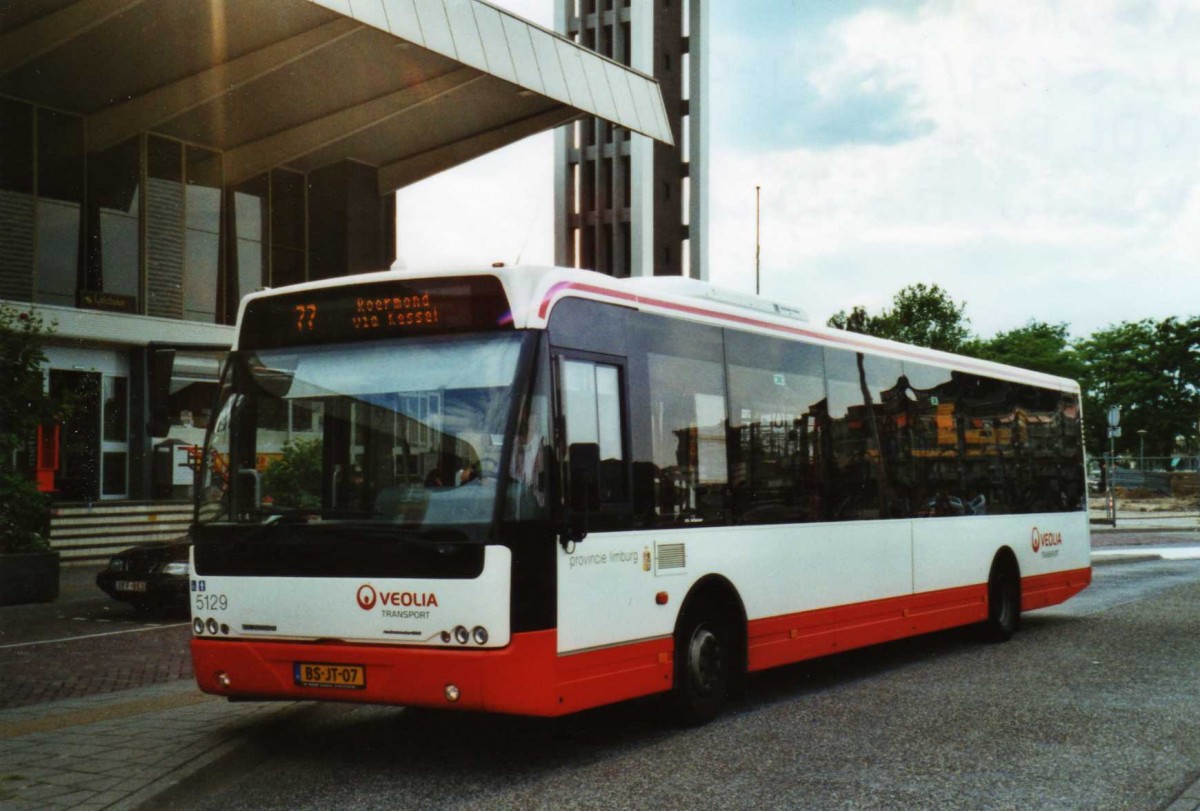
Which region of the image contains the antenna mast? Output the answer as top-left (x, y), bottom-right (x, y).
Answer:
top-left (755, 185), bottom-right (761, 295)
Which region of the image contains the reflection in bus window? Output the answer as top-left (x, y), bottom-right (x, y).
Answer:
top-left (726, 332), bottom-right (824, 525)
top-left (200, 333), bottom-right (528, 530)
top-left (647, 352), bottom-right (726, 525)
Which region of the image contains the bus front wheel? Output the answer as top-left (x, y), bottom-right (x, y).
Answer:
top-left (672, 603), bottom-right (733, 725)
top-left (982, 554), bottom-right (1020, 642)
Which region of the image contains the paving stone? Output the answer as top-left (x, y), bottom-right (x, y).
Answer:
top-left (45, 788), bottom-right (99, 806)
top-left (9, 780), bottom-right (77, 801)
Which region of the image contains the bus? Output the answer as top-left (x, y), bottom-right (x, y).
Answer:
top-left (185, 266), bottom-right (1091, 723)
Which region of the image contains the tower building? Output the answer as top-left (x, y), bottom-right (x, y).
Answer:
top-left (555, 0), bottom-right (707, 279)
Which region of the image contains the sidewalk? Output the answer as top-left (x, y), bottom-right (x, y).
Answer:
top-left (0, 681), bottom-right (299, 810)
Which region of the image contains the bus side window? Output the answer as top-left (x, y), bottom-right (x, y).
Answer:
top-left (646, 351), bottom-right (728, 526)
top-left (725, 331), bottom-right (824, 525)
top-left (560, 359), bottom-right (628, 514)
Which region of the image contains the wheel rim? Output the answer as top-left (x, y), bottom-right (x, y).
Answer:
top-left (687, 625), bottom-right (724, 696)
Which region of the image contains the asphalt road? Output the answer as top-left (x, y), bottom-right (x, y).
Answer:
top-left (152, 558), bottom-right (1200, 811)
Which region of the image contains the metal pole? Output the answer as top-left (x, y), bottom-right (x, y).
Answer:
top-left (1108, 432), bottom-right (1116, 527)
top-left (755, 185), bottom-right (761, 296)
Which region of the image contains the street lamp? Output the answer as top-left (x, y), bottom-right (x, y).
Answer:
top-left (1138, 429), bottom-right (1147, 470)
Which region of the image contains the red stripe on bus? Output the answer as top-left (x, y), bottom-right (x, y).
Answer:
top-left (1021, 566), bottom-right (1093, 612)
top-left (192, 567), bottom-right (1090, 716)
top-left (193, 631), bottom-right (563, 716)
top-left (537, 281), bottom-right (1069, 390)
top-left (746, 567), bottom-right (1091, 672)
top-left (555, 636), bottom-right (674, 714)
top-left (747, 583), bottom-right (988, 672)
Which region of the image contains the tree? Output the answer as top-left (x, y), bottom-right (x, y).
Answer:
top-left (1075, 317), bottom-right (1200, 457)
top-left (964, 321), bottom-right (1084, 381)
top-left (0, 305), bottom-right (63, 553)
top-left (261, 438), bottom-right (323, 509)
top-left (828, 283), bottom-right (971, 352)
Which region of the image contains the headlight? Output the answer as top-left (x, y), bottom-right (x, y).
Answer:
top-left (108, 557), bottom-right (126, 573)
top-left (160, 561), bottom-right (190, 576)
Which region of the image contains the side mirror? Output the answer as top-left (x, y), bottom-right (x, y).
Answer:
top-left (233, 468), bottom-right (261, 518)
top-left (232, 354), bottom-right (294, 399)
top-left (566, 443), bottom-right (599, 545)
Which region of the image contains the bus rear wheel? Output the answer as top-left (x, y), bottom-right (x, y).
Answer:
top-left (672, 603), bottom-right (733, 725)
top-left (982, 555), bottom-right (1020, 642)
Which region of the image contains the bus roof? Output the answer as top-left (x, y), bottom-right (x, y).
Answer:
top-left (236, 266), bottom-right (1080, 393)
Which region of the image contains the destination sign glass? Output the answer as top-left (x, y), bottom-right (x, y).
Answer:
top-left (239, 276), bottom-right (513, 350)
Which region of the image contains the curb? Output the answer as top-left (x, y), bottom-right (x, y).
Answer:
top-left (1166, 772), bottom-right (1200, 811)
top-left (1091, 526), bottom-right (1200, 534)
top-left (1090, 554), bottom-right (1164, 566)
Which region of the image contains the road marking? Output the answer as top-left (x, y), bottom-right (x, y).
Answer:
top-left (0, 623), bottom-right (190, 650)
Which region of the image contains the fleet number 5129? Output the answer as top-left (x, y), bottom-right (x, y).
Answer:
top-left (195, 593), bottom-right (228, 611)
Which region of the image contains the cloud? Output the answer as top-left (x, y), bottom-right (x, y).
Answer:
top-left (711, 4), bottom-right (934, 151)
top-left (708, 1), bottom-right (1200, 337)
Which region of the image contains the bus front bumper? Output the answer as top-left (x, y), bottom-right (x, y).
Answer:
top-left (191, 631), bottom-right (675, 716)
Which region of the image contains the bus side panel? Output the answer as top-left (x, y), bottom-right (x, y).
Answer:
top-left (911, 511), bottom-right (1091, 595)
top-left (556, 523), bottom-right (914, 656)
top-left (745, 583), bottom-right (987, 672)
top-left (554, 637), bottom-right (675, 714)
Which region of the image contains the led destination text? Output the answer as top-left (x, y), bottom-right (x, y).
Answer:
top-left (243, 276), bottom-right (512, 350)
top-left (290, 294), bottom-right (442, 336)
top-left (352, 294), bottom-right (440, 332)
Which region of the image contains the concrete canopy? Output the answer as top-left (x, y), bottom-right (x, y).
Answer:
top-left (0, 0), bottom-right (673, 194)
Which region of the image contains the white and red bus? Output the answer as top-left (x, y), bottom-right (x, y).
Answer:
top-left (187, 267), bottom-right (1090, 722)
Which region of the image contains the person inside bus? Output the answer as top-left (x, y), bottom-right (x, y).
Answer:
top-left (424, 468), bottom-right (445, 488)
top-left (457, 463), bottom-right (480, 486)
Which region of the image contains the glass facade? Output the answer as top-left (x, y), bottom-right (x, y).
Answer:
top-left (0, 94), bottom-right (393, 502)
top-left (0, 97), bottom-right (323, 326)
top-left (36, 109), bottom-right (84, 307)
top-left (86, 137), bottom-right (141, 303)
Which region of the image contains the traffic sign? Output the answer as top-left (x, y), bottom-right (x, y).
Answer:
top-left (1107, 405), bottom-right (1121, 429)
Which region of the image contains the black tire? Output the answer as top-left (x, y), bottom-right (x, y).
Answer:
top-left (982, 556), bottom-right (1020, 643)
top-left (672, 602), bottom-right (733, 725)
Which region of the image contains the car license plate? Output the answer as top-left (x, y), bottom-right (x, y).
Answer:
top-left (294, 662), bottom-right (366, 690)
top-left (115, 581), bottom-right (147, 592)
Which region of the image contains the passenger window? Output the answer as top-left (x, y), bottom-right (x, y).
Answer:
top-left (824, 349), bottom-right (904, 521)
top-left (561, 358), bottom-right (627, 505)
top-left (726, 332), bottom-right (824, 524)
top-left (646, 352), bottom-right (727, 525)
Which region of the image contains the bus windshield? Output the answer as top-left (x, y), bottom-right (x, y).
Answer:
top-left (198, 332), bottom-right (532, 534)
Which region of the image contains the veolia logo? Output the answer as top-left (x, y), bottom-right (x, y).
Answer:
top-left (356, 584), bottom-right (377, 610)
top-left (1031, 527), bottom-right (1063, 554)
top-left (355, 584), bottom-right (439, 611)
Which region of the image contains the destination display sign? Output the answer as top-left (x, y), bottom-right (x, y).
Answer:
top-left (239, 276), bottom-right (513, 350)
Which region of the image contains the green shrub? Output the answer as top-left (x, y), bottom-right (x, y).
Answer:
top-left (0, 304), bottom-right (62, 554)
top-left (0, 471), bottom-right (51, 553)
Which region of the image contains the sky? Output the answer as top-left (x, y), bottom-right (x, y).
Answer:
top-left (395, 0), bottom-right (1200, 340)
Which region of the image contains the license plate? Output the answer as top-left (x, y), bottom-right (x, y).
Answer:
top-left (294, 662), bottom-right (366, 690)
top-left (115, 581), bottom-right (147, 593)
